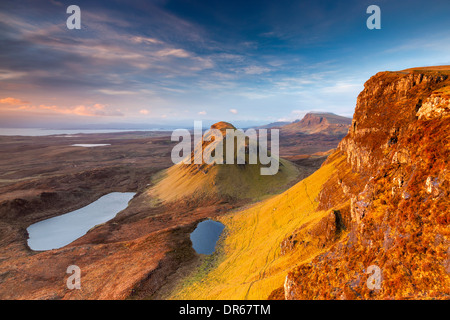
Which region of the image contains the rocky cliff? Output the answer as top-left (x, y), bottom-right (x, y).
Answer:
top-left (282, 67), bottom-right (450, 299)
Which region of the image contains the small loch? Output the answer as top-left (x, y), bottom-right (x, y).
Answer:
top-left (190, 219), bottom-right (225, 255)
top-left (27, 192), bottom-right (135, 251)
top-left (70, 144), bottom-right (111, 147)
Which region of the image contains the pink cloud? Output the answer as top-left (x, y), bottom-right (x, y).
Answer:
top-left (132, 36), bottom-right (163, 45)
top-left (156, 48), bottom-right (191, 58)
top-left (0, 97), bottom-right (29, 105)
top-left (39, 103), bottom-right (123, 117)
top-left (1, 97), bottom-right (123, 117)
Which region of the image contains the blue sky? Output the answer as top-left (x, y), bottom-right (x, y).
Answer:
top-left (1, 0), bottom-right (450, 128)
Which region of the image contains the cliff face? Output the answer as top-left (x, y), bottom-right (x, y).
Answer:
top-left (339, 71), bottom-right (448, 173)
top-left (284, 67), bottom-right (450, 299)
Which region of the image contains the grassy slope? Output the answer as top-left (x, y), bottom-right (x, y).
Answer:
top-left (169, 154), bottom-right (344, 299)
top-left (150, 120), bottom-right (301, 203)
top-left (151, 158), bottom-right (299, 203)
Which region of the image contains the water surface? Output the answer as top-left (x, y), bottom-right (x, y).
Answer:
top-left (27, 192), bottom-right (135, 251)
top-left (190, 219), bottom-right (225, 255)
top-left (71, 144), bottom-right (111, 147)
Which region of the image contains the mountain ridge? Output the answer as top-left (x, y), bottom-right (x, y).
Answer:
top-left (281, 112), bottom-right (352, 135)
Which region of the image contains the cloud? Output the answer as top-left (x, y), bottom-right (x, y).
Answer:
top-left (140, 109), bottom-right (149, 115)
top-left (321, 81), bottom-right (362, 94)
top-left (238, 92), bottom-right (273, 100)
top-left (0, 10), bottom-right (214, 90)
top-left (241, 66), bottom-right (271, 75)
top-left (0, 70), bottom-right (27, 81)
top-left (37, 103), bottom-right (123, 117)
top-left (383, 32), bottom-right (450, 54)
top-left (49, 0), bottom-right (63, 6)
top-left (2, 99), bottom-right (123, 117)
top-left (0, 97), bottom-right (29, 105)
top-left (156, 48), bottom-right (191, 58)
top-left (97, 89), bottom-right (137, 95)
top-left (5, 0), bottom-right (448, 127)
top-left (131, 36), bottom-right (163, 45)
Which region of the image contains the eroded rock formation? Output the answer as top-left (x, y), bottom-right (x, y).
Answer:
top-left (282, 67), bottom-right (450, 299)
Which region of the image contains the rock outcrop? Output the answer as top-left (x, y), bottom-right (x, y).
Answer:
top-left (282, 66), bottom-right (450, 299)
top-left (150, 121), bottom-right (299, 203)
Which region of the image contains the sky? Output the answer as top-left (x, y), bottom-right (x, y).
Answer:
top-left (1, 0), bottom-right (450, 129)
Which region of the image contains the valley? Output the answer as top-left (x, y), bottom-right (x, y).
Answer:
top-left (0, 119), bottom-right (341, 299)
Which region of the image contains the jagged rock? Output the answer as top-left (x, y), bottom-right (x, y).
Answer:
top-left (425, 176), bottom-right (441, 198)
top-left (350, 181), bottom-right (374, 225)
top-left (280, 235), bottom-right (298, 255)
top-left (392, 149), bottom-right (409, 164)
top-left (445, 248), bottom-right (450, 274)
top-left (285, 68), bottom-right (450, 300)
top-left (339, 71), bottom-right (447, 173)
top-left (391, 176), bottom-right (404, 196)
top-left (337, 179), bottom-right (351, 194)
top-left (417, 95), bottom-right (450, 120)
top-left (284, 275), bottom-right (296, 300)
top-left (401, 191), bottom-right (411, 200)
top-left (350, 197), bottom-right (367, 224)
top-left (310, 210), bottom-right (344, 247)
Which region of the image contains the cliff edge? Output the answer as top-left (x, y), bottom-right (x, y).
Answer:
top-left (284, 66), bottom-right (450, 299)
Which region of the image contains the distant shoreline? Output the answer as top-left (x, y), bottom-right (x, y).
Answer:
top-left (0, 128), bottom-right (172, 136)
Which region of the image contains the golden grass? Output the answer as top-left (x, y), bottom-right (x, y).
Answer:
top-left (150, 158), bottom-right (299, 203)
top-left (169, 155), bottom-right (344, 300)
top-left (400, 65), bottom-right (450, 73)
top-left (433, 85), bottom-right (450, 97)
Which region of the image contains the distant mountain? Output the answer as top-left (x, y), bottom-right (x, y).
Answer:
top-left (281, 112), bottom-right (352, 135)
top-left (255, 121), bottom-right (290, 129)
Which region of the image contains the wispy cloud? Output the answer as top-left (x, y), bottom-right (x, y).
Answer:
top-left (97, 89), bottom-right (139, 95)
top-left (238, 92), bottom-right (274, 100)
top-left (156, 48), bottom-right (191, 58)
top-left (241, 66), bottom-right (271, 75)
top-left (1, 97), bottom-right (123, 117)
top-left (131, 36), bottom-right (163, 45)
top-left (0, 97), bottom-right (29, 105)
top-left (1, 0), bottom-right (449, 127)
top-left (0, 70), bottom-right (27, 81)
